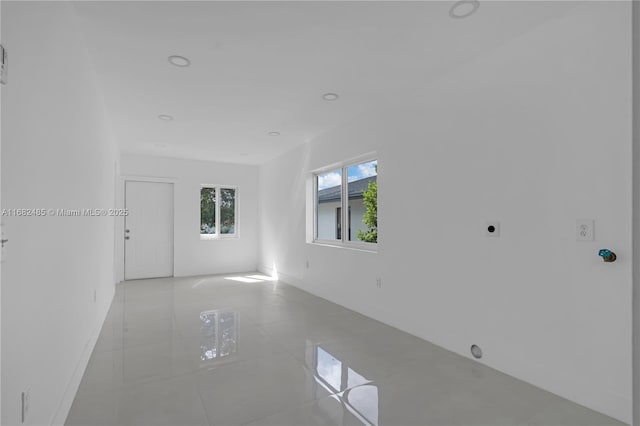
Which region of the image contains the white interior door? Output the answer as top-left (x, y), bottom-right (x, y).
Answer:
top-left (125, 181), bottom-right (174, 280)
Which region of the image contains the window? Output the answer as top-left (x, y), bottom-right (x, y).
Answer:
top-left (347, 160), bottom-right (377, 243)
top-left (316, 169), bottom-right (342, 241)
top-left (314, 158), bottom-right (377, 247)
top-left (201, 187), bottom-right (217, 235)
top-left (220, 188), bottom-right (236, 235)
top-left (200, 186), bottom-right (237, 238)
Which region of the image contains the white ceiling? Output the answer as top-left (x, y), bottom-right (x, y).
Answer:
top-left (73, 1), bottom-right (577, 165)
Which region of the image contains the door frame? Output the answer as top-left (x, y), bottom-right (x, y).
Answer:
top-left (632, 1), bottom-right (639, 424)
top-left (117, 175), bottom-right (177, 282)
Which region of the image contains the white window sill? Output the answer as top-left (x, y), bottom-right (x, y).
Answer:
top-left (200, 234), bottom-right (239, 240)
top-left (311, 240), bottom-right (377, 253)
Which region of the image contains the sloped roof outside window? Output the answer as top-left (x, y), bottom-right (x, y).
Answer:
top-left (318, 176), bottom-right (376, 204)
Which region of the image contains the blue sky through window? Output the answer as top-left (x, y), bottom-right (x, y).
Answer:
top-left (318, 160), bottom-right (377, 190)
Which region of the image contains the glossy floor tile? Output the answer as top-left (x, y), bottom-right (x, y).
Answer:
top-left (66, 273), bottom-right (626, 426)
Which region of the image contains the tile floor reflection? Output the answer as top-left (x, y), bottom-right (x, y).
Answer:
top-left (309, 344), bottom-right (378, 425)
top-left (66, 274), bottom-right (626, 426)
top-left (199, 309), bottom-right (238, 362)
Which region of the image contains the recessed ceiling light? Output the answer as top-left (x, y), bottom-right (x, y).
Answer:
top-left (168, 55), bottom-right (191, 67)
top-left (268, 131), bottom-right (280, 136)
top-left (158, 114), bottom-right (173, 121)
top-left (322, 93), bottom-right (339, 101)
top-left (449, 0), bottom-right (480, 19)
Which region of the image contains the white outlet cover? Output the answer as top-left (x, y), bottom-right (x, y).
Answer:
top-left (576, 219), bottom-right (594, 241)
top-left (486, 221), bottom-right (500, 237)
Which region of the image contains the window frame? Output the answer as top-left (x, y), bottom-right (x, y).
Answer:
top-left (312, 155), bottom-right (377, 251)
top-left (200, 185), bottom-right (239, 240)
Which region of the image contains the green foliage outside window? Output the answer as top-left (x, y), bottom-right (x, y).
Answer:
top-left (201, 188), bottom-right (216, 234)
top-left (356, 181), bottom-right (377, 243)
top-left (220, 189), bottom-right (236, 234)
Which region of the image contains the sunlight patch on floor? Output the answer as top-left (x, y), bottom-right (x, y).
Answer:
top-left (224, 276), bottom-right (263, 283)
top-left (224, 273), bottom-right (278, 283)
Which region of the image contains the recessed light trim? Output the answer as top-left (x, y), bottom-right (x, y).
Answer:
top-left (268, 131), bottom-right (280, 137)
top-left (158, 114), bottom-right (174, 121)
top-left (168, 55), bottom-right (191, 67)
top-left (449, 0), bottom-right (480, 19)
top-left (322, 93), bottom-right (339, 101)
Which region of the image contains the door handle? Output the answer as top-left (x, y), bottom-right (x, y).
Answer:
top-left (125, 236), bottom-right (130, 240)
top-left (1, 239), bottom-right (7, 247)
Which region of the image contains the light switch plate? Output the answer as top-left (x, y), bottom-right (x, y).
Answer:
top-left (576, 219), bottom-right (594, 241)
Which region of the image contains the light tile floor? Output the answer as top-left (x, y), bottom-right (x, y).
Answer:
top-left (66, 273), bottom-right (626, 426)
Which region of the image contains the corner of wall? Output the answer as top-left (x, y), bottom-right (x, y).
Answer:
top-left (632, 1), bottom-right (640, 424)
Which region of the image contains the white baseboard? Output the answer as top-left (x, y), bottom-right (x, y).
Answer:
top-left (50, 285), bottom-right (115, 425)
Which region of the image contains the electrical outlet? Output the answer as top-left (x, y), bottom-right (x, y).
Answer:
top-left (376, 277), bottom-right (382, 288)
top-left (576, 219), bottom-right (594, 241)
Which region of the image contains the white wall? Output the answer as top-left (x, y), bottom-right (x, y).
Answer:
top-left (633, 3), bottom-right (640, 424)
top-left (349, 200), bottom-right (366, 241)
top-left (118, 154), bottom-right (258, 279)
top-left (0, 1), bottom-right (4, 422)
top-left (317, 200), bottom-right (367, 241)
top-left (259, 2), bottom-right (632, 423)
top-left (317, 200), bottom-right (339, 240)
top-left (1, 2), bottom-right (118, 425)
